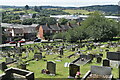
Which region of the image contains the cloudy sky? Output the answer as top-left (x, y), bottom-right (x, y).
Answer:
top-left (0, 0), bottom-right (120, 7)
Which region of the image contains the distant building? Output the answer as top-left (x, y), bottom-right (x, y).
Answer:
top-left (50, 15), bottom-right (120, 21)
top-left (1, 23), bottom-right (38, 41)
top-left (37, 22), bottom-right (80, 39)
top-left (19, 14), bottom-right (33, 20)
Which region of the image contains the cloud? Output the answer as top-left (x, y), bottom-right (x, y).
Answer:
top-left (0, 0), bottom-right (119, 7)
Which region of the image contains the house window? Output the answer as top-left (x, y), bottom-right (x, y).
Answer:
top-left (56, 31), bottom-right (58, 33)
top-left (50, 31), bottom-right (53, 33)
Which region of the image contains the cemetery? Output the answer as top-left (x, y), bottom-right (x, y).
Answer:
top-left (0, 41), bottom-right (119, 79)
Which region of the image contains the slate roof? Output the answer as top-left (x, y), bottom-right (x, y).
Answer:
top-left (23, 27), bottom-right (37, 33)
top-left (40, 25), bottom-right (51, 31)
top-left (13, 28), bottom-right (23, 34)
top-left (49, 25), bottom-right (62, 30)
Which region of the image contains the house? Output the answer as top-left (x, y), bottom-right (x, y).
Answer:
top-left (37, 22), bottom-right (79, 39)
top-left (1, 23), bottom-right (38, 41)
top-left (19, 14), bottom-right (33, 21)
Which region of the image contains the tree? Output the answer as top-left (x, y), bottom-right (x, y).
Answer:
top-left (22, 19), bottom-right (36, 25)
top-left (47, 17), bottom-right (56, 25)
top-left (81, 11), bottom-right (118, 41)
top-left (34, 6), bottom-right (39, 12)
top-left (58, 18), bottom-right (68, 25)
top-left (25, 5), bottom-right (29, 10)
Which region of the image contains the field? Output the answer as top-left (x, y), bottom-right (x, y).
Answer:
top-left (63, 9), bottom-right (94, 15)
top-left (0, 41), bottom-right (119, 79)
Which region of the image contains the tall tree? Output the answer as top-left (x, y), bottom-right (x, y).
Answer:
top-left (25, 5), bottom-right (29, 10)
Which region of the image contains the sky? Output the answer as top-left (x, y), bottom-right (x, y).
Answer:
top-left (0, 0), bottom-right (120, 7)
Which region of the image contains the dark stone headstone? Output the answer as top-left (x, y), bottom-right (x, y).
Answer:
top-left (20, 64), bottom-right (26, 70)
top-left (34, 53), bottom-right (42, 60)
top-left (69, 63), bottom-right (80, 77)
top-left (107, 52), bottom-right (120, 61)
top-left (72, 47), bottom-right (75, 51)
top-left (47, 61), bottom-right (56, 74)
top-left (103, 59), bottom-right (110, 66)
top-left (99, 53), bottom-right (103, 57)
top-left (59, 48), bottom-right (63, 55)
top-left (97, 57), bottom-right (102, 63)
top-left (0, 62), bottom-right (7, 71)
top-left (118, 64), bottom-right (120, 79)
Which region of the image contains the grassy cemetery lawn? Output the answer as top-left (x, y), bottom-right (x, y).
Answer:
top-left (0, 41), bottom-right (119, 78)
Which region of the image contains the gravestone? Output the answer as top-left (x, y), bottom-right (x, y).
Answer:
top-left (103, 59), bottom-right (110, 66)
top-left (34, 53), bottom-right (42, 60)
top-left (97, 57), bottom-right (102, 63)
top-left (72, 47), bottom-right (75, 51)
top-left (47, 61), bottom-right (56, 74)
top-left (118, 64), bottom-right (120, 79)
top-left (59, 48), bottom-right (63, 55)
top-left (91, 66), bottom-right (112, 75)
top-left (0, 62), bottom-right (7, 71)
top-left (69, 63), bottom-right (80, 77)
top-left (99, 53), bottom-right (103, 57)
top-left (107, 52), bottom-right (120, 61)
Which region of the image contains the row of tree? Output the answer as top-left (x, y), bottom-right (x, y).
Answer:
top-left (53, 12), bottom-right (119, 42)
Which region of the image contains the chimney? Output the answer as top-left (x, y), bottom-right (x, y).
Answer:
top-left (77, 22), bottom-right (81, 26)
top-left (46, 23), bottom-right (49, 27)
top-left (56, 23), bottom-right (60, 27)
top-left (56, 23), bottom-right (62, 29)
top-left (67, 22), bottom-right (71, 26)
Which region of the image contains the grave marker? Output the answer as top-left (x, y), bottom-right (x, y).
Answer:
top-left (47, 61), bottom-right (56, 74)
top-left (103, 59), bottom-right (110, 66)
top-left (69, 63), bottom-right (80, 77)
top-left (0, 62), bottom-right (7, 71)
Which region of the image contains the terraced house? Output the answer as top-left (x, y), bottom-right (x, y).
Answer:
top-left (37, 22), bottom-right (80, 39)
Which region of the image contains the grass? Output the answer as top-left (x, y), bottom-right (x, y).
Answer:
top-left (63, 9), bottom-right (94, 15)
top-left (0, 42), bottom-right (119, 79)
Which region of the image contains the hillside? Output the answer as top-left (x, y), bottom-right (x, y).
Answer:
top-left (0, 5), bottom-right (119, 16)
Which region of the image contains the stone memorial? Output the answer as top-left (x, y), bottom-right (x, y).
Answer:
top-left (69, 63), bottom-right (80, 77)
top-left (0, 68), bottom-right (34, 80)
top-left (47, 61), bottom-right (56, 74)
top-left (97, 57), bottom-right (102, 63)
top-left (34, 52), bottom-right (42, 60)
top-left (118, 64), bottom-right (120, 79)
top-left (103, 59), bottom-right (110, 66)
top-left (59, 48), bottom-right (63, 55)
top-left (0, 62), bottom-right (7, 71)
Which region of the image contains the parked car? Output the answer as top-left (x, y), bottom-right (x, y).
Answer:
top-left (34, 39), bottom-right (41, 42)
top-left (18, 41), bottom-right (26, 43)
top-left (9, 41), bottom-right (16, 44)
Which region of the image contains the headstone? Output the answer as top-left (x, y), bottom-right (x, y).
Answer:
top-left (103, 59), bottom-right (110, 66)
top-left (47, 61), bottom-right (56, 74)
top-left (99, 53), bottom-right (103, 57)
top-left (107, 52), bottom-right (120, 61)
top-left (34, 52), bottom-right (42, 60)
top-left (118, 64), bottom-right (120, 79)
top-left (69, 63), bottom-right (80, 77)
top-left (59, 48), bottom-right (63, 55)
top-left (64, 62), bottom-right (68, 67)
top-left (0, 62), bottom-right (7, 71)
top-left (72, 47), bottom-right (75, 51)
top-left (91, 66), bottom-right (112, 76)
top-left (97, 57), bottom-right (102, 63)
